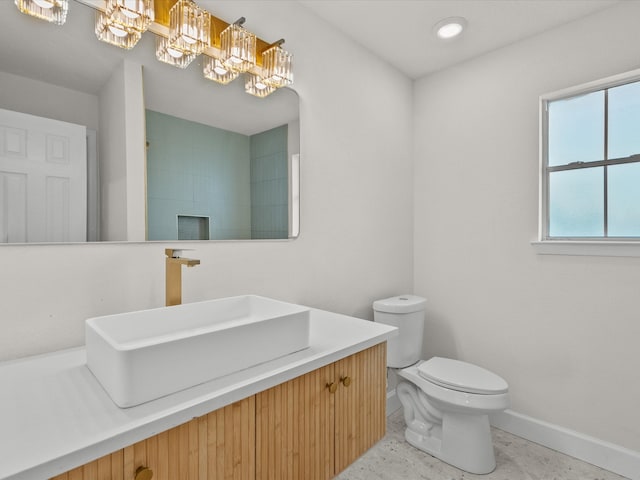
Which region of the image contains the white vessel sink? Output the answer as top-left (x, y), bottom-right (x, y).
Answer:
top-left (86, 295), bottom-right (310, 407)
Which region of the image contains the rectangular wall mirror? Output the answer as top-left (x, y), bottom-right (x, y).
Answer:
top-left (0, 0), bottom-right (300, 244)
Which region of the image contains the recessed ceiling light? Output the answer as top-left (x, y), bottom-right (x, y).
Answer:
top-left (434, 16), bottom-right (467, 40)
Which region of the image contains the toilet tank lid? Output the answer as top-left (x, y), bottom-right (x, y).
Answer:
top-left (373, 295), bottom-right (427, 314)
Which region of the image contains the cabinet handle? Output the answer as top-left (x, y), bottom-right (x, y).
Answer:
top-left (340, 376), bottom-right (352, 387)
top-left (135, 466), bottom-right (153, 480)
top-left (326, 382), bottom-right (338, 394)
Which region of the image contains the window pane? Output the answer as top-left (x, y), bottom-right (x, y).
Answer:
top-left (548, 92), bottom-right (604, 166)
top-left (608, 162), bottom-right (640, 237)
top-left (549, 167), bottom-right (604, 237)
top-left (608, 81), bottom-right (640, 159)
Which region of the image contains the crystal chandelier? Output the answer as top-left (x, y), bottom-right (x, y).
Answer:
top-left (14, 0), bottom-right (68, 25)
top-left (245, 73), bottom-right (276, 98)
top-left (220, 18), bottom-right (256, 73)
top-left (156, 36), bottom-right (196, 69)
top-left (202, 56), bottom-right (239, 85)
top-left (262, 40), bottom-right (293, 88)
top-left (95, 0), bottom-right (153, 49)
top-left (105, 0), bottom-right (154, 33)
top-left (168, 0), bottom-right (210, 57)
top-left (95, 10), bottom-right (142, 49)
top-left (15, 0), bottom-right (294, 97)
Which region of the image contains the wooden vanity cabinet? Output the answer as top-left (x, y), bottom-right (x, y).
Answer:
top-left (256, 343), bottom-right (387, 479)
top-left (50, 343), bottom-right (386, 480)
top-left (50, 398), bottom-right (255, 480)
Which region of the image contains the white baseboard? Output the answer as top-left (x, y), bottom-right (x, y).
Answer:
top-left (386, 388), bottom-right (401, 417)
top-left (491, 410), bottom-right (640, 480)
top-left (386, 390), bottom-right (639, 480)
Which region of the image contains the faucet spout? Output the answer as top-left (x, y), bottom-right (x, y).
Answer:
top-left (165, 249), bottom-right (200, 306)
top-left (168, 257), bottom-right (201, 267)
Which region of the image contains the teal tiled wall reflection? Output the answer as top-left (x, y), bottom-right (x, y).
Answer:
top-left (146, 111), bottom-right (289, 240)
top-left (250, 125), bottom-right (289, 239)
top-left (146, 110), bottom-right (251, 240)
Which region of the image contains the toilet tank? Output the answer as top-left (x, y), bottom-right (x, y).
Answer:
top-left (373, 295), bottom-right (426, 368)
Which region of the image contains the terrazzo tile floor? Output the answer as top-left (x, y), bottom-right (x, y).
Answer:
top-left (337, 409), bottom-right (629, 480)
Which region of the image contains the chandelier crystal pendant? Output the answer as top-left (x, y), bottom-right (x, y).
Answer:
top-left (262, 40), bottom-right (293, 88)
top-left (14, 0), bottom-right (68, 25)
top-left (168, 0), bottom-right (211, 57)
top-left (95, 10), bottom-right (142, 49)
top-left (202, 56), bottom-right (239, 85)
top-left (245, 73), bottom-right (276, 98)
top-left (220, 18), bottom-right (256, 73)
top-left (156, 36), bottom-right (196, 68)
top-left (105, 0), bottom-right (154, 34)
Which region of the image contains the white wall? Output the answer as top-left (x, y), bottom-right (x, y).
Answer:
top-left (0, 2), bottom-right (414, 362)
top-left (413, 1), bottom-right (640, 452)
top-left (98, 62), bottom-right (128, 241)
top-left (98, 60), bottom-right (146, 242)
top-left (0, 71), bottom-right (99, 130)
top-left (123, 60), bottom-right (147, 243)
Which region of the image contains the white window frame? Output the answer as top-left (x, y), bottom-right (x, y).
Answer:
top-left (534, 68), bottom-right (640, 257)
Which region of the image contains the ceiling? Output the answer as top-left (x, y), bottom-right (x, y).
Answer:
top-left (0, 0), bottom-right (622, 123)
top-left (299, 0), bottom-right (620, 79)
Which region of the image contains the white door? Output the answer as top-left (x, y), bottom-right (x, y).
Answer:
top-left (0, 109), bottom-right (87, 243)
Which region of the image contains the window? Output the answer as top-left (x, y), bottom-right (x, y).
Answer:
top-left (540, 70), bottom-right (640, 242)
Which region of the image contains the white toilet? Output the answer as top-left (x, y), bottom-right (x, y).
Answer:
top-left (373, 295), bottom-right (509, 475)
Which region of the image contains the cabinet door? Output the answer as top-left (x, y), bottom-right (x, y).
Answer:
top-left (204, 397), bottom-right (256, 480)
top-left (50, 450), bottom-right (124, 480)
top-left (128, 396), bottom-right (255, 480)
top-left (334, 343), bottom-right (387, 475)
top-left (51, 396), bottom-right (255, 480)
top-left (256, 364), bottom-right (335, 480)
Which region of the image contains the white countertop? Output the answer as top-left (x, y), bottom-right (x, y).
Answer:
top-left (0, 308), bottom-right (396, 480)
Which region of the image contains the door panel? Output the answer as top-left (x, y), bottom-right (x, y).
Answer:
top-left (51, 397), bottom-right (254, 480)
top-left (127, 397), bottom-right (255, 480)
top-left (334, 343), bottom-right (387, 475)
top-left (256, 364), bottom-right (335, 480)
top-left (205, 398), bottom-right (255, 480)
top-left (0, 108), bottom-right (86, 243)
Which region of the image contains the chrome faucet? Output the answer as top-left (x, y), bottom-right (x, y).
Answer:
top-left (165, 248), bottom-right (200, 306)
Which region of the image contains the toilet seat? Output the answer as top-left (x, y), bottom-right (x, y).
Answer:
top-left (418, 357), bottom-right (508, 395)
top-left (396, 359), bottom-right (510, 474)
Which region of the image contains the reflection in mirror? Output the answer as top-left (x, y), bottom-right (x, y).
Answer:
top-left (0, 0), bottom-right (300, 244)
top-left (143, 49), bottom-right (299, 241)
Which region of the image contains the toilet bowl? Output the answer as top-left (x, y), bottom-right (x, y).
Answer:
top-left (397, 358), bottom-right (509, 474)
top-left (373, 295), bottom-right (509, 475)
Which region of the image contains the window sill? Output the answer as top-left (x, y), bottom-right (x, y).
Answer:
top-left (531, 240), bottom-right (640, 257)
